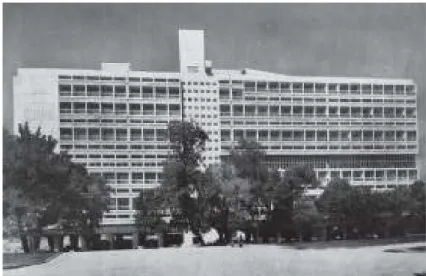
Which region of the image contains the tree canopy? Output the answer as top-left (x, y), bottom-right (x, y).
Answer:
top-left (3, 123), bottom-right (110, 251)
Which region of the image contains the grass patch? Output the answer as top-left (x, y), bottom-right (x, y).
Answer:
top-left (3, 252), bottom-right (60, 269)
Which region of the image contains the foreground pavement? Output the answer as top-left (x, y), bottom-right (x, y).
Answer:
top-left (4, 242), bottom-right (426, 276)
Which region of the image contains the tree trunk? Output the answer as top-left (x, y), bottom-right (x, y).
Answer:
top-left (20, 235), bottom-right (29, 253)
top-left (255, 224), bottom-right (260, 244)
top-left (34, 234), bottom-right (41, 251)
top-left (27, 234), bottom-right (36, 253)
top-left (47, 236), bottom-right (54, 252)
top-left (80, 235), bottom-right (88, 251)
top-left (53, 235), bottom-right (62, 252)
top-left (70, 234), bottom-right (79, 251)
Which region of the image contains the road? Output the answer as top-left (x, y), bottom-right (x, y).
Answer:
top-left (4, 242), bottom-right (426, 276)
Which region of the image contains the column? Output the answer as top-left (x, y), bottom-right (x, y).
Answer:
top-left (107, 234), bottom-right (114, 250)
top-left (79, 235), bottom-right (87, 251)
top-left (70, 234), bottom-right (79, 251)
top-left (132, 232), bottom-right (139, 249)
top-left (53, 235), bottom-right (62, 252)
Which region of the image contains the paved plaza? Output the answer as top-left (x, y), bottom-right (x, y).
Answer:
top-left (4, 243), bottom-right (426, 276)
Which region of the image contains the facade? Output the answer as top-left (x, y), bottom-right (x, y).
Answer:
top-left (14, 29), bottom-right (419, 228)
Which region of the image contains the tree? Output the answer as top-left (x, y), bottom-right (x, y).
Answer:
top-left (206, 163), bottom-right (254, 242)
top-left (135, 120), bottom-right (213, 244)
top-left (167, 120), bottom-right (209, 168)
top-left (3, 124), bottom-right (58, 252)
top-left (3, 123), bottom-right (110, 252)
top-left (316, 178), bottom-right (352, 240)
top-left (134, 188), bottom-right (170, 247)
top-left (269, 165), bottom-right (318, 241)
top-left (409, 180), bottom-right (426, 232)
top-left (230, 139), bottom-right (269, 186)
top-left (380, 186), bottom-right (413, 237)
top-left (317, 178), bottom-right (416, 239)
top-left (229, 140), bottom-right (274, 241)
top-left (293, 197), bottom-right (324, 241)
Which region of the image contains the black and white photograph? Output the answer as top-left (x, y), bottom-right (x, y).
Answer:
top-left (2, 3), bottom-right (426, 276)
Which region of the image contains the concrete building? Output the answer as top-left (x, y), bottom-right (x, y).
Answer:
top-left (14, 29), bottom-right (419, 236)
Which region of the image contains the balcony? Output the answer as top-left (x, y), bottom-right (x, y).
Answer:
top-left (143, 136), bottom-right (155, 141)
top-left (74, 109), bottom-right (85, 114)
top-left (60, 109), bottom-right (71, 114)
top-left (156, 93), bottom-right (167, 99)
top-left (116, 110), bottom-right (127, 115)
top-left (169, 111), bottom-right (180, 116)
top-left (60, 135), bottom-right (72, 141)
top-left (143, 111), bottom-right (154, 116)
top-left (116, 179), bottom-right (129, 185)
top-left (156, 111), bottom-right (168, 116)
top-left (101, 110), bottom-right (114, 115)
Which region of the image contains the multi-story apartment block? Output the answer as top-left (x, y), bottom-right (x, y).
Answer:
top-left (14, 29), bottom-right (419, 230)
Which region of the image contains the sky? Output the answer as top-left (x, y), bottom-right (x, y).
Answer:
top-left (3, 3), bottom-right (426, 177)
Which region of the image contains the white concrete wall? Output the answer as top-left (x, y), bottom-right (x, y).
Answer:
top-left (179, 29), bottom-right (205, 75)
top-left (13, 69), bottom-right (60, 142)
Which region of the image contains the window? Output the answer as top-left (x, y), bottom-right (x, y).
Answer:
top-left (87, 85), bottom-right (100, 97)
top-left (384, 85), bottom-right (394, 95)
top-left (169, 87), bottom-right (180, 98)
top-left (115, 103), bottom-right (127, 115)
top-left (116, 129), bottom-right (127, 141)
top-left (407, 131), bottom-right (417, 141)
top-left (115, 86), bottom-right (126, 97)
top-left (156, 129), bottom-right (167, 141)
top-left (232, 89), bottom-right (243, 99)
top-left (102, 128), bottom-right (114, 141)
top-left (59, 84), bottom-right (71, 96)
top-left (156, 87), bottom-right (167, 98)
top-left (88, 129), bottom-right (100, 141)
top-left (130, 129), bottom-right (142, 141)
top-left (129, 86), bottom-right (141, 98)
top-left (339, 84), bottom-right (348, 93)
top-left (244, 81), bottom-right (255, 91)
top-left (315, 83), bottom-right (326, 93)
top-left (117, 198), bottom-right (130, 210)
top-left (304, 83), bottom-right (314, 93)
top-left (328, 84), bottom-right (338, 93)
top-left (281, 82), bottom-right (291, 91)
top-left (373, 84), bottom-right (383, 95)
top-left (361, 84), bottom-right (371, 94)
top-left (87, 75), bottom-right (99, 81)
top-left (129, 77), bottom-right (140, 82)
top-left (269, 82), bottom-right (279, 90)
top-left (350, 84), bottom-right (360, 94)
top-left (60, 128), bottom-right (72, 140)
top-left (293, 83), bottom-right (302, 93)
top-left (60, 102), bottom-right (71, 114)
top-left (233, 105), bottom-right (243, 116)
top-left (73, 85), bottom-right (85, 97)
